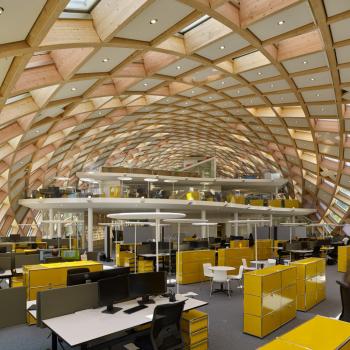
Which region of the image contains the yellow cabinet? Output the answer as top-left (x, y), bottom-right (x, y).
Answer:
top-left (291, 257), bottom-right (326, 311)
top-left (177, 250), bottom-right (215, 284)
top-left (244, 265), bottom-right (297, 338)
top-left (218, 247), bottom-right (253, 270)
top-left (182, 309), bottom-right (208, 350)
top-left (230, 240), bottom-right (249, 248)
top-left (338, 246), bottom-right (350, 273)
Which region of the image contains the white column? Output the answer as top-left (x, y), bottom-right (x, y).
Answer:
top-left (201, 210), bottom-right (206, 238)
top-left (225, 222), bottom-right (232, 238)
top-left (269, 214), bottom-right (273, 227)
top-left (49, 209), bottom-right (54, 238)
top-left (291, 215), bottom-right (296, 223)
top-left (155, 218), bottom-right (160, 272)
top-left (234, 212), bottom-right (239, 236)
top-left (104, 226), bottom-right (108, 256)
top-left (57, 222), bottom-right (61, 249)
top-left (177, 223), bottom-right (181, 294)
top-left (87, 207), bottom-right (93, 252)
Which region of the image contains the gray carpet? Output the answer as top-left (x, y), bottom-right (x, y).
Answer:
top-left (0, 265), bottom-right (344, 350)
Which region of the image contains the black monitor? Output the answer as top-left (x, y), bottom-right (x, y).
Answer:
top-left (98, 275), bottom-right (129, 314)
top-left (129, 271), bottom-right (167, 305)
top-left (8, 234), bottom-right (21, 242)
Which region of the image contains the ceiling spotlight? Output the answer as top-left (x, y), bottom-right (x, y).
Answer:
top-left (176, 65), bottom-right (181, 70)
top-left (303, 60), bottom-right (308, 65)
top-left (143, 82), bottom-right (148, 87)
top-left (310, 78), bottom-right (315, 81)
top-left (0, 7), bottom-right (4, 15)
top-left (71, 87), bottom-right (77, 91)
top-left (280, 96), bottom-right (284, 100)
top-left (102, 58), bottom-right (109, 63)
top-left (150, 18), bottom-right (158, 24)
top-left (316, 93), bottom-right (320, 97)
top-left (208, 96), bottom-right (213, 99)
top-left (219, 45), bottom-right (225, 50)
top-left (221, 81), bottom-right (225, 85)
top-left (270, 84), bottom-right (274, 88)
top-left (257, 72), bottom-right (262, 76)
top-left (237, 90), bottom-right (240, 94)
top-left (321, 108), bottom-right (325, 112)
top-left (35, 130), bottom-right (40, 133)
top-left (212, 68), bottom-right (217, 72)
top-left (191, 90), bottom-right (195, 94)
top-left (278, 20), bottom-right (285, 25)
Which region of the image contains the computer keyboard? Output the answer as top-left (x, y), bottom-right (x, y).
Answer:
top-left (123, 304), bottom-right (148, 314)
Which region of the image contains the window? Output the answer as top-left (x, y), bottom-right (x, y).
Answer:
top-left (178, 15), bottom-right (210, 34)
top-left (340, 187), bottom-right (350, 197)
top-left (335, 199), bottom-right (349, 212)
top-left (329, 211), bottom-right (341, 223)
top-left (64, 0), bottom-right (100, 13)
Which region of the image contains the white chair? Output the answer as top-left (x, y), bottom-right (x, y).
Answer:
top-left (242, 258), bottom-right (255, 271)
top-left (203, 263), bottom-right (214, 279)
top-left (229, 265), bottom-right (244, 289)
top-left (267, 258), bottom-right (277, 266)
top-left (210, 269), bottom-right (231, 296)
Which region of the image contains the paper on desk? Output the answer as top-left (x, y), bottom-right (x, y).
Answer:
top-left (182, 292), bottom-right (198, 297)
top-left (145, 314), bottom-right (153, 320)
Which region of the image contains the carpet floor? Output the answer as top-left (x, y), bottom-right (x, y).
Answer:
top-left (0, 264), bottom-right (344, 350)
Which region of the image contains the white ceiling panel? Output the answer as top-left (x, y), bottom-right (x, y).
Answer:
top-left (284, 118), bottom-right (309, 128)
top-left (77, 47), bottom-right (135, 74)
top-left (0, 0), bottom-right (46, 45)
top-left (239, 64), bottom-right (280, 82)
top-left (293, 71), bottom-right (332, 88)
top-left (323, 0), bottom-right (350, 17)
top-left (127, 78), bottom-right (163, 91)
top-left (197, 93), bottom-right (222, 102)
top-left (238, 96), bottom-right (265, 106)
top-left (51, 79), bottom-right (98, 101)
top-left (307, 104), bottom-right (338, 116)
top-left (267, 92), bottom-right (298, 104)
top-left (157, 58), bottom-right (200, 76)
top-left (255, 79), bottom-right (290, 93)
top-left (330, 18), bottom-right (350, 43)
top-left (179, 87), bottom-right (208, 97)
top-left (195, 32), bottom-right (249, 60)
top-left (301, 89), bottom-right (335, 102)
top-left (0, 56), bottom-right (13, 86)
top-left (224, 86), bottom-right (254, 98)
top-left (282, 52), bottom-right (328, 73)
top-left (339, 68), bottom-right (350, 83)
top-left (115, 0), bottom-right (193, 41)
top-left (247, 2), bottom-right (314, 41)
top-left (206, 76), bottom-right (240, 89)
top-left (336, 45), bottom-right (350, 64)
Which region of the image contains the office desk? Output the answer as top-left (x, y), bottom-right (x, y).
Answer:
top-left (288, 250), bottom-right (313, 260)
top-left (41, 295), bottom-right (207, 349)
top-left (259, 315), bottom-right (350, 349)
top-left (138, 253), bottom-right (170, 258)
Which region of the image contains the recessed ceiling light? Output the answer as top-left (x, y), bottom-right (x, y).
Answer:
top-left (270, 84), bottom-right (274, 88)
top-left (303, 60), bottom-right (308, 65)
top-left (0, 7), bottom-right (4, 15)
top-left (98, 111), bottom-right (102, 115)
top-left (219, 45), bottom-right (225, 50)
top-left (310, 78), bottom-right (315, 81)
top-left (191, 90), bottom-right (195, 94)
top-left (278, 20), bottom-right (285, 25)
top-left (257, 72), bottom-right (262, 76)
top-left (35, 130), bottom-right (40, 133)
top-left (316, 93), bottom-right (320, 97)
top-left (176, 65), bottom-right (181, 70)
top-left (321, 108), bottom-right (325, 112)
top-left (280, 97), bottom-right (284, 100)
top-left (237, 90), bottom-right (240, 94)
top-left (212, 69), bottom-right (217, 72)
top-left (71, 87), bottom-right (77, 91)
top-left (208, 96), bottom-right (213, 99)
top-left (143, 83), bottom-right (148, 87)
top-left (102, 58), bottom-right (109, 63)
top-left (150, 18), bottom-right (158, 24)
top-left (221, 81), bottom-right (225, 85)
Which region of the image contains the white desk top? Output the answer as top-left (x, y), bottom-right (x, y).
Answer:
top-left (209, 266), bottom-right (235, 271)
top-left (42, 295), bottom-right (207, 347)
top-left (289, 249), bottom-right (313, 253)
top-left (251, 260), bottom-right (268, 265)
top-left (0, 269), bottom-right (12, 277)
top-left (138, 253), bottom-right (170, 258)
top-left (15, 267), bottom-right (23, 274)
top-left (27, 301), bottom-right (37, 319)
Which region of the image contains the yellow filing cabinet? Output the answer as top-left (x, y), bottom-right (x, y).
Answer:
top-left (250, 240), bottom-right (273, 260)
top-left (284, 199), bottom-right (300, 208)
top-left (258, 315), bottom-right (350, 349)
top-left (182, 309), bottom-right (208, 350)
top-left (230, 240), bottom-right (249, 248)
top-left (232, 195), bottom-right (245, 204)
top-left (177, 250), bottom-right (215, 284)
top-left (291, 257), bottom-right (326, 311)
top-left (250, 199), bottom-right (264, 206)
top-left (138, 259), bottom-right (154, 273)
top-left (218, 247), bottom-right (253, 270)
top-left (23, 260), bottom-right (103, 301)
top-left (115, 243), bottom-right (139, 272)
top-left (244, 265), bottom-right (297, 338)
top-left (268, 199), bottom-right (282, 207)
top-left (338, 246), bottom-right (350, 273)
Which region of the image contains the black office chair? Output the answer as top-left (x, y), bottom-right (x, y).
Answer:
top-left (337, 280), bottom-right (350, 322)
top-left (311, 246), bottom-right (321, 257)
top-left (134, 301), bottom-right (185, 350)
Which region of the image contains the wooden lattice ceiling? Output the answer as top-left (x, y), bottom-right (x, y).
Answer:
top-left (0, 0), bottom-right (350, 234)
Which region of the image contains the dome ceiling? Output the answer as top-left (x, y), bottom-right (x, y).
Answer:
top-left (0, 0), bottom-right (349, 233)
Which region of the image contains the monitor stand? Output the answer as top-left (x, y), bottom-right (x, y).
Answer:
top-left (137, 295), bottom-right (155, 305)
top-left (102, 304), bottom-right (122, 314)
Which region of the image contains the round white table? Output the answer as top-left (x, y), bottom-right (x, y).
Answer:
top-left (251, 260), bottom-right (268, 269)
top-left (208, 266), bottom-right (235, 294)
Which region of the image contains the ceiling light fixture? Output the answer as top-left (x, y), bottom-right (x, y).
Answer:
top-left (237, 90), bottom-right (240, 94)
top-left (208, 96), bottom-right (213, 99)
top-left (176, 65), bottom-right (181, 70)
top-left (143, 82), bottom-right (148, 87)
top-left (221, 81), bottom-right (225, 85)
top-left (0, 7), bottom-right (4, 15)
top-left (278, 20), bottom-right (285, 25)
top-left (35, 130), bottom-right (40, 133)
top-left (316, 93), bottom-right (320, 97)
top-left (71, 87), bottom-right (77, 91)
top-left (102, 58), bottom-right (109, 63)
top-left (150, 18), bottom-right (158, 24)
top-left (219, 45), bottom-right (225, 50)
top-left (270, 84), bottom-right (274, 88)
top-left (310, 78), bottom-right (315, 81)
top-left (257, 72), bottom-right (262, 76)
top-left (303, 60), bottom-right (308, 65)
top-left (191, 90), bottom-right (195, 94)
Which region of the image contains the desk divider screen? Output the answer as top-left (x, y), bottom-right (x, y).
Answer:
top-left (15, 253), bottom-right (40, 268)
top-left (0, 287), bottom-right (26, 328)
top-left (0, 255), bottom-right (12, 270)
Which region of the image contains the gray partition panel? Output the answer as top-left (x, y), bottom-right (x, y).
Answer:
top-left (0, 287), bottom-right (26, 328)
top-left (15, 253), bottom-right (40, 268)
top-left (37, 283), bottom-right (99, 327)
top-left (0, 256), bottom-right (12, 270)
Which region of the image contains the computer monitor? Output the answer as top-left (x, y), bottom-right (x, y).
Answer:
top-left (98, 275), bottom-right (129, 314)
top-left (8, 234), bottom-right (20, 242)
top-left (129, 271), bottom-right (167, 305)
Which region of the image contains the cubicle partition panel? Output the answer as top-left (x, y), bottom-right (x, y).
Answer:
top-left (230, 240), bottom-right (249, 248)
top-left (0, 287), bottom-right (26, 329)
top-left (14, 253), bottom-right (40, 268)
top-left (218, 248), bottom-right (253, 270)
top-left (36, 283), bottom-right (99, 328)
top-left (0, 255), bottom-right (12, 271)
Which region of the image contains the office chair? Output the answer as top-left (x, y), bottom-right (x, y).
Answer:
top-left (312, 246), bottom-right (321, 257)
top-left (337, 281), bottom-right (350, 322)
top-left (133, 301), bottom-right (185, 350)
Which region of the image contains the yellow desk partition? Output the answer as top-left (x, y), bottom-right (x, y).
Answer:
top-left (176, 250), bottom-right (215, 284)
top-left (230, 240), bottom-right (249, 248)
top-left (258, 315), bottom-right (350, 349)
top-left (284, 199), bottom-right (300, 208)
top-left (268, 199), bottom-right (282, 207)
top-left (290, 257), bottom-right (326, 311)
top-left (254, 239), bottom-right (273, 260)
top-left (250, 199), bottom-right (264, 206)
top-left (23, 260), bottom-right (103, 301)
top-left (338, 246), bottom-right (350, 273)
top-left (218, 247), bottom-right (253, 270)
top-left (244, 265), bottom-right (297, 338)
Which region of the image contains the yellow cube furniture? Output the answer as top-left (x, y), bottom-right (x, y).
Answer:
top-left (176, 250), bottom-right (215, 284)
top-left (182, 309), bottom-right (208, 350)
top-left (268, 199), bottom-right (282, 208)
top-left (258, 315), bottom-right (350, 350)
top-left (218, 247), bottom-right (253, 270)
top-left (23, 261), bottom-right (103, 301)
top-left (250, 199), bottom-right (264, 206)
top-left (243, 265), bottom-right (297, 338)
top-left (251, 240), bottom-right (273, 260)
top-left (291, 257), bottom-right (326, 311)
top-left (284, 199), bottom-right (300, 208)
top-left (338, 246), bottom-right (350, 273)
top-left (137, 259), bottom-right (154, 273)
top-left (230, 240), bottom-right (249, 248)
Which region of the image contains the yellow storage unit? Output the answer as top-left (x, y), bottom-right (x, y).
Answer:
top-left (218, 247), bottom-right (253, 270)
top-left (138, 259), bottom-right (154, 273)
top-left (291, 257), bottom-right (326, 311)
top-left (258, 315), bottom-right (350, 350)
top-left (338, 246), bottom-right (350, 273)
top-left (244, 265), bottom-right (297, 338)
top-left (230, 240), bottom-right (249, 248)
top-left (250, 199), bottom-right (264, 206)
top-left (233, 195), bottom-right (245, 204)
top-left (177, 250), bottom-right (215, 284)
top-left (182, 309), bottom-right (208, 350)
top-left (284, 199), bottom-right (300, 208)
top-left (23, 260), bottom-right (103, 301)
top-left (268, 199), bottom-right (282, 208)
top-left (251, 240), bottom-right (273, 260)
top-left (115, 243), bottom-right (138, 272)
